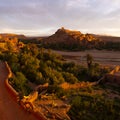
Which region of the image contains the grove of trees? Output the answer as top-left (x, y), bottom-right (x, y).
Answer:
top-left (0, 44), bottom-right (110, 96)
top-left (68, 95), bottom-right (120, 120)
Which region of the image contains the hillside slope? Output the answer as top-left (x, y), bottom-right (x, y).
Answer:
top-left (42, 27), bottom-right (102, 50)
top-left (43, 27), bottom-right (99, 44)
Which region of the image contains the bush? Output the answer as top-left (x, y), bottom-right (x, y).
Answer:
top-left (9, 72), bottom-right (31, 95)
top-left (47, 85), bottom-right (66, 98)
top-left (68, 95), bottom-right (120, 120)
top-left (63, 72), bottom-right (78, 84)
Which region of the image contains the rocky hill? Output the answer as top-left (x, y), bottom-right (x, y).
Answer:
top-left (43, 27), bottom-right (99, 44)
top-left (42, 27), bottom-right (101, 50)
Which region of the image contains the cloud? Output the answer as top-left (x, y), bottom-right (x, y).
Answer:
top-left (0, 0), bottom-right (120, 36)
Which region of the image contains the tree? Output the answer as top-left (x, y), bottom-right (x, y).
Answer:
top-left (19, 53), bottom-right (40, 75)
top-left (62, 72), bottom-right (78, 84)
top-left (34, 72), bottom-right (44, 84)
top-left (6, 41), bottom-right (14, 52)
top-left (43, 67), bottom-right (64, 85)
top-left (10, 72), bottom-right (31, 95)
top-left (86, 54), bottom-right (93, 69)
top-left (68, 95), bottom-right (120, 120)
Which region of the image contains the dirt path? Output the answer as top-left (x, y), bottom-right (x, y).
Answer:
top-left (0, 61), bottom-right (38, 120)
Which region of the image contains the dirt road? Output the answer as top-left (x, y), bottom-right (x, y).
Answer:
top-left (0, 62), bottom-right (38, 120)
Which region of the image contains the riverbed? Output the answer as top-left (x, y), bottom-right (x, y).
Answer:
top-left (52, 50), bottom-right (120, 67)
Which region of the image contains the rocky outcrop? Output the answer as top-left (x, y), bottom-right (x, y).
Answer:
top-left (43, 27), bottom-right (100, 46)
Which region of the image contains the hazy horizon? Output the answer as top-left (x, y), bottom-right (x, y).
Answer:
top-left (1, 28), bottom-right (120, 38)
top-left (0, 0), bottom-right (120, 37)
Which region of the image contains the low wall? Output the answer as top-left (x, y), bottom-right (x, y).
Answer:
top-left (4, 62), bottom-right (47, 120)
top-left (4, 62), bottom-right (19, 102)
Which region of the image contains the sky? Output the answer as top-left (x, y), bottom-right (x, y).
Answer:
top-left (0, 0), bottom-right (120, 36)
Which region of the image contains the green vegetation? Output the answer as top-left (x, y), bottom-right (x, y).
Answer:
top-left (0, 44), bottom-right (109, 95)
top-left (41, 38), bottom-right (120, 50)
top-left (100, 41), bottom-right (120, 51)
top-left (68, 95), bottom-right (120, 120)
top-left (42, 40), bottom-right (120, 51)
top-left (0, 31), bottom-right (120, 120)
top-left (9, 72), bottom-right (31, 96)
top-left (1, 42), bottom-right (118, 120)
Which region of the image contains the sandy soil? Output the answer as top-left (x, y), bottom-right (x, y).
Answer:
top-left (0, 62), bottom-right (38, 120)
top-left (53, 50), bottom-right (120, 66)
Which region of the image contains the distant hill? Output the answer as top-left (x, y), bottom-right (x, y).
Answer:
top-left (42, 27), bottom-right (102, 50)
top-left (0, 33), bottom-right (25, 51)
top-left (43, 27), bottom-right (99, 45)
top-left (92, 34), bottom-right (120, 43)
top-left (1, 29), bottom-right (120, 51)
top-left (0, 33), bottom-right (26, 41)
